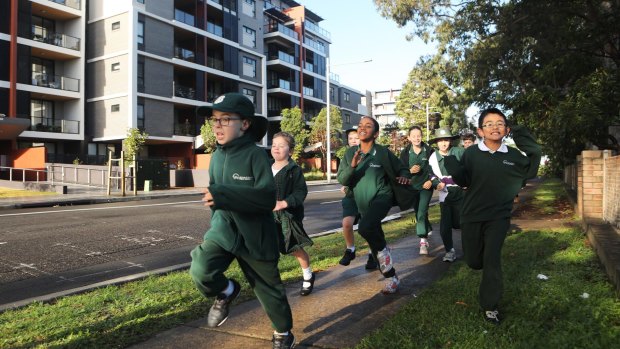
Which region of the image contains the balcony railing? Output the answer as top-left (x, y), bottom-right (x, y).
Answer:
top-left (207, 22), bottom-right (223, 37)
top-left (304, 21), bottom-right (331, 40)
top-left (31, 72), bottom-right (80, 92)
top-left (264, 23), bottom-right (298, 40)
top-left (303, 86), bottom-right (315, 97)
top-left (174, 46), bottom-right (195, 62)
top-left (303, 38), bottom-right (325, 53)
top-left (31, 26), bottom-right (81, 51)
top-left (174, 9), bottom-right (195, 27)
top-left (49, 0), bottom-right (81, 10)
top-left (31, 116), bottom-right (79, 134)
top-left (206, 56), bottom-right (224, 70)
top-left (268, 79), bottom-right (292, 90)
top-left (174, 83), bottom-right (197, 100)
top-left (304, 62), bottom-right (314, 72)
top-left (174, 121), bottom-right (197, 136)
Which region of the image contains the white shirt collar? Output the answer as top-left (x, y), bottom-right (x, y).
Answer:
top-left (478, 141), bottom-right (508, 153)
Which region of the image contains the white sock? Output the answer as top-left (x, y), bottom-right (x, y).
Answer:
top-left (302, 267), bottom-right (313, 280)
top-left (421, 238), bottom-right (427, 244)
top-left (274, 331), bottom-right (289, 336)
top-left (221, 280), bottom-right (234, 297)
top-left (347, 246), bottom-right (356, 252)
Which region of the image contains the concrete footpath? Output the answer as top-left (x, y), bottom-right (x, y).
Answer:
top-left (1, 179), bottom-right (618, 348)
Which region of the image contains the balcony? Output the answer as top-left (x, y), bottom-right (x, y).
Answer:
top-left (206, 55), bottom-right (224, 70)
top-left (174, 83), bottom-right (199, 100)
top-left (304, 21), bottom-right (331, 41)
top-left (174, 9), bottom-right (195, 27)
top-left (264, 23), bottom-right (298, 41)
top-left (31, 72), bottom-right (79, 92)
top-left (31, 116), bottom-right (79, 134)
top-left (303, 86), bottom-right (314, 97)
top-left (303, 38), bottom-right (325, 53)
top-left (31, 26), bottom-right (81, 51)
top-left (174, 46), bottom-right (196, 63)
top-left (173, 121), bottom-right (197, 136)
top-left (207, 22), bottom-right (223, 37)
top-left (268, 79), bottom-right (292, 90)
top-left (48, 0), bottom-right (81, 10)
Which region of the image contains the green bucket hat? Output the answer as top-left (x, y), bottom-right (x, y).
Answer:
top-left (429, 127), bottom-right (459, 144)
top-left (196, 93), bottom-right (267, 142)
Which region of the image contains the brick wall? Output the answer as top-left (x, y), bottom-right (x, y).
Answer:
top-left (566, 150), bottom-right (620, 225)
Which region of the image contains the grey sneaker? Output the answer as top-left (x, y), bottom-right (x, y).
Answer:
top-left (376, 247), bottom-right (393, 273)
top-left (206, 279), bottom-right (240, 327)
top-left (443, 248), bottom-right (456, 262)
top-left (419, 241), bottom-right (429, 255)
top-left (272, 332), bottom-right (296, 349)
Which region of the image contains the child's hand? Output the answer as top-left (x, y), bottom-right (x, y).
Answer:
top-left (423, 180), bottom-right (432, 190)
top-left (202, 188), bottom-right (215, 207)
top-left (395, 176), bottom-right (411, 185)
top-left (351, 149), bottom-right (362, 168)
top-left (273, 200), bottom-right (288, 211)
top-left (410, 164), bottom-right (421, 174)
top-left (437, 183), bottom-right (446, 191)
top-left (340, 186), bottom-right (348, 194)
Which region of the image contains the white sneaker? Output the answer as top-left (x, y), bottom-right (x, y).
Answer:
top-left (419, 241), bottom-right (429, 255)
top-left (443, 248), bottom-right (456, 262)
top-left (381, 276), bottom-right (400, 294)
top-left (428, 230), bottom-right (433, 236)
top-left (376, 247), bottom-right (393, 273)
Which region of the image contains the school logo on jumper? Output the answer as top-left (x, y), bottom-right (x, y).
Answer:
top-left (232, 173), bottom-right (253, 181)
top-left (369, 163), bottom-right (381, 168)
top-left (503, 160), bottom-right (515, 166)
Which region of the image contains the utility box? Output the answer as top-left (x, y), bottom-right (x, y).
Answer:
top-left (136, 160), bottom-right (170, 190)
top-left (144, 180), bottom-right (152, 192)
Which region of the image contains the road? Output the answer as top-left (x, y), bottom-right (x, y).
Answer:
top-left (0, 183), bottom-right (405, 309)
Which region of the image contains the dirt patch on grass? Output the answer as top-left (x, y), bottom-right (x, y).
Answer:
top-left (512, 195), bottom-right (574, 219)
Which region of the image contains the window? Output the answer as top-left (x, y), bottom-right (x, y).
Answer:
top-left (112, 21), bottom-right (120, 30)
top-left (330, 86), bottom-right (334, 99)
top-left (137, 56), bottom-right (144, 92)
top-left (111, 104), bottom-right (120, 112)
top-left (242, 57), bottom-right (257, 77)
top-left (137, 19), bottom-right (144, 49)
top-left (137, 0), bottom-right (145, 3)
top-left (344, 92), bottom-right (350, 102)
top-left (137, 101), bottom-right (145, 130)
top-left (111, 63), bottom-right (120, 71)
top-left (242, 26), bottom-right (256, 48)
top-left (345, 114), bottom-right (351, 123)
top-left (242, 0), bottom-right (255, 17)
top-left (243, 88), bottom-right (256, 104)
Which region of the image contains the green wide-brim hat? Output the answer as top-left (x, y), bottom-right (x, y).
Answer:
top-left (429, 127), bottom-right (459, 143)
top-left (196, 93), bottom-right (268, 142)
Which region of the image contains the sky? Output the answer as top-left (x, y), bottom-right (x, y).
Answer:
top-left (301, 0), bottom-right (436, 93)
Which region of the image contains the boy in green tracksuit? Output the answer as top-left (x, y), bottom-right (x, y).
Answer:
top-left (428, 127), bottom-right (465, 262)
top-left (337, 116), bottom-right (413, 294)
top-left (444, 107), bottom-right (541, 325)
top-left (400, 125), bottom-right (435, 255)
top-left (190, 93), bottom-right (295, 349)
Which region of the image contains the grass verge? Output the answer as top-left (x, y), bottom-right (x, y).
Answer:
top-left (0, 187), bottom-right (57, 198)
top-left (0, 206), bottom-right (439, 349)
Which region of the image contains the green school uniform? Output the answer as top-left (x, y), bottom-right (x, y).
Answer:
top-left (444, 125), bottom-right (541, 311)
top-left (190, 134), bottom-right (292, 332)
top-left (400, 143), bottom-right (434, 237)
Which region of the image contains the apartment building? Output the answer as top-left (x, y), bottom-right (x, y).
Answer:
top-left (0, 0), bottom-right (86, 164)
top-left (371, 88), bottom-right (402, 130)
top-left (1, 0), bottom-right (367, 169)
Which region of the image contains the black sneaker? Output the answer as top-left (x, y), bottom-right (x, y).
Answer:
top-left (272, 332), bottom-right (295, 349)
top-left (300, 272), bottom-right (315, 296)
top-left (339, 249), bottom-right (356, 266)
top-left (365, 253), bottom-right (378, 270)
top-left (206, 279), bottom-right (241, 327)
top-left (484, 310), bottom-right (501, 325)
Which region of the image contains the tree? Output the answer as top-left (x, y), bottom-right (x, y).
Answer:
top-left (309, 105), bottom-right (343, 176)
top-left (199, 120), bottom-right (217, 154)
top-left (375, 0), bottom-right (620, 175)
top-left (280, 106), bottom-right (309, 162)
top-left (122, 128), bottom-right (148, 161)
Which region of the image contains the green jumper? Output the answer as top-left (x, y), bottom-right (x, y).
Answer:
top-left (399, 142), bottom-right (435, 238)
top-left (337, 143), bottom-right (412, 278)
top-left (444, 125), bottom-right (541, 311)
top-left (272, 158), bottom-right (313, 254)
top-left (189, 134), bottom-right (293, 333)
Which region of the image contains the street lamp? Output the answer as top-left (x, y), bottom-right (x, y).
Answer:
top-left (325, 58), bottom-right (372, 183)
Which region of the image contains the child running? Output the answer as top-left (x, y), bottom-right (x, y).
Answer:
top-left (337, 116), bottom-right (413, 294)
top-left (428, 127), bottom-right (465, 262)
top-left (189, 93), bottom-right (295, 349)
top-left (444, 108), bottom-right (541, 324)
top-left (338, 127), bottom-right (378, 270)
top-left (271, 131), bottom-right (315, 296)
top-left (399, 125), bottom-right (435, 255)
